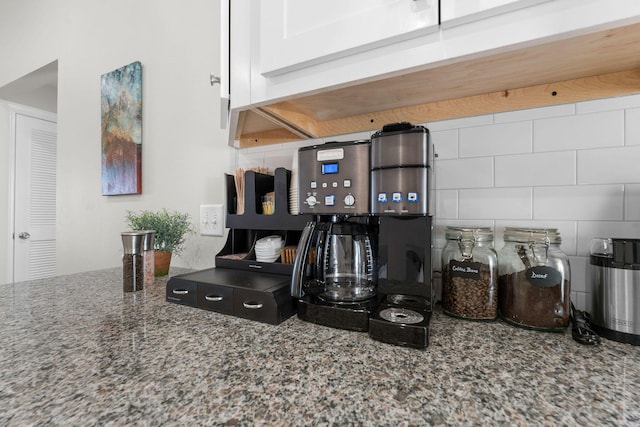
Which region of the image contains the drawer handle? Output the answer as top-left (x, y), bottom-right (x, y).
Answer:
top-left (205, 295), bottom-right (223, 302)
top-left (172, 289), bottom-right (189, 295)
top-left (243, 301), bottom-right (263, 310)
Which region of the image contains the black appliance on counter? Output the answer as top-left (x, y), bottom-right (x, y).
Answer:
top-left (291, 123), bottom-right (434, 348)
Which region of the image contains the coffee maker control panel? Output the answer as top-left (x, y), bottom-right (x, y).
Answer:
top-left (298, 141), bottom-right (370, 215)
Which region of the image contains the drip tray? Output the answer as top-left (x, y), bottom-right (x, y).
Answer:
top-left (369, 294), bottom-right (432, 349)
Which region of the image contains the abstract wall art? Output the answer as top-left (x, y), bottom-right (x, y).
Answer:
top-left (101, 61), bottom-right (142, 195)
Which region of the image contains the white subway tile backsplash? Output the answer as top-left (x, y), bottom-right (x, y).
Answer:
top-left (576, 221), bottom-right (640, 256)
top-left (263, 154), bottom-right (293, 171)
top-left (495, 151), bottom-right (575, 187)
top-left (431, 129), bottom-right (458, 159)
top-left (625, 184), bottom-right (640, 221)
top-left (435, 189), bottom-right (458, 219)
top-left (626, 108), bottom-right (640, 146)
top-left (237, 151), bottom-right (265, 169)
top-left (435, 157), bottom-right (493, 189)
top-left (459, 121), bottom-right (532, 157)
top-left (576, 93), bottom-right (640, 114)
top-left (577, 146), bottom-right (640, 184)
top-left (459, 187), bottom-right (532, 220)
top-left (426, 114), bottom-right (493, 132)
top-left (569, 256), bottom-right (589, 293)
top-left (534, 185), bottom-right (624, 221)
top-left (572, 291), bottom-right (589, 312)
top-left (326, 131), bottom-right (372, 143)
top-left (494, 103), bottom-right (575, 123)
top-left (238, 93), bottom-right (640, 309)
top-left (287, 138), bottom-right (324, 150)
top-left (240, 142), bottom-right (287, 153)
top-left (534, 110), bottom-right (624, 152)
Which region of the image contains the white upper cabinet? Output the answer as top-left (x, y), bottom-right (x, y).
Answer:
top-left (440, 0), bottom-right (552, 28)
top-left (222, 0), bottom-right (640, 146)
top-left (246, 0), bottom-right (640, 107)
top-left (259, 0), bottom-right (439, 77)
top-left (249, 0), bottom-right (443, 106)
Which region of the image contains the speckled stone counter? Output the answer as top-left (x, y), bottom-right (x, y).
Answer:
top-left (1, 268), bottom-right (639, 426)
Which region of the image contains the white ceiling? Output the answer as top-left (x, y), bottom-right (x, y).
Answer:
top-left (0, 61), bottom-right (58, 113)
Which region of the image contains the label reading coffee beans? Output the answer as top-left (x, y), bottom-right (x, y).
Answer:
top-left (449, 260), bottom-right (482, 280)
top-left (525, 266), bottom-right (562, 288)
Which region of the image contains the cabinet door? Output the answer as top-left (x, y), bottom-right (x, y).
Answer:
top-left (218, 0), bottom-right (230, 129)
top-left (259, 0), bottom-right (439, 77)
top-left (440, 0), bottom-right (552, 27)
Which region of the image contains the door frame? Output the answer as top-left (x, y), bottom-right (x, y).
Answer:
top-left (6, 103), bottom-right (57, 283)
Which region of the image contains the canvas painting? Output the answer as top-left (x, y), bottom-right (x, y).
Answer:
top-left (101, 61), bottom-right (142, 195)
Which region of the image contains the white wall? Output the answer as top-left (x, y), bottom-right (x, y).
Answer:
top-left (0, 102), bottom-right (8, 278)
top-left (240, 94), bottom-right (640, 312)
top-left (0, 0), bottom-right (234, 280)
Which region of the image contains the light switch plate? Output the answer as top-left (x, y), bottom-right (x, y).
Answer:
top-left (200, 204), bottom-right (224, 236)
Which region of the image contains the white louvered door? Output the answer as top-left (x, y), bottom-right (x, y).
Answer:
top-left (13, 113), bottom-right (57, 282)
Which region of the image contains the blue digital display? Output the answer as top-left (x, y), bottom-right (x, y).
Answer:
top-left (322, 162), bottom-right (339, 174)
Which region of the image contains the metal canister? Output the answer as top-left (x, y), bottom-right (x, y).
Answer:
top-left (142, 230), bottom-right (156, 286)
top-left (590, 238), bottom-right (640, 345)
top-left (441, 227), bottom-right (498, 320)
top-left (370, 122), bottom-right (430, 215)
top-left (121, 231), bottom-right (146, 292)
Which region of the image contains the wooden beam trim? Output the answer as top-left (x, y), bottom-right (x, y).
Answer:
top-left (312, 68), bottom-right (640, 137)
top-left (253, 106), bottom-right (318, 139)
top-left (257, 104), bottom-right (321, 138)
top-left (238, 127), bottom-right (303, 148)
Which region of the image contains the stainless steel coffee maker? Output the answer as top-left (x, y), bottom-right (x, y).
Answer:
top-left (292, 140), bottom-right (378, 331)
top-left (291, 124), bottom-right (434, 348)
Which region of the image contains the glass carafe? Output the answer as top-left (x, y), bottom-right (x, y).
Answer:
top-left (322, 221), bottom-right (377, 302)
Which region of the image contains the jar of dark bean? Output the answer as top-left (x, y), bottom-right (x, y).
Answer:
top-left (498, 227), bottom-right (570, 331)
top-left (442, 227), bottom-right (498, 320)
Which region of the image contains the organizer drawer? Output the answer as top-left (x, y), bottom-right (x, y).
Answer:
top-left (166, 280), bottom-right (197, 307)
top-left (234, 288), bottom-right (280, 324)
top-left (197, 282), bottom-right (234, 315)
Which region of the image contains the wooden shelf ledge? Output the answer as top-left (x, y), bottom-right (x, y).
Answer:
top-left (236, 22), bottom-right (640, 148)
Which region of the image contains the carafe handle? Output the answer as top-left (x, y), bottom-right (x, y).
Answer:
top-left (291, 221), bottom-right (316, 298)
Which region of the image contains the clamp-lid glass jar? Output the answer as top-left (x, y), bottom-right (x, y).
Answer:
top-left (442, 227), bottom-right (498, 320)
top-left (498, 227), bottom-right (570, 331)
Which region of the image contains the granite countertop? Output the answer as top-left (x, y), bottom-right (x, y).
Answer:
top-left (1, 268), bottom-right (638, 426)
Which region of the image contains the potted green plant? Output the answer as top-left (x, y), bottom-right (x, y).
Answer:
top-left (125, 209), bottom-right (194, 276)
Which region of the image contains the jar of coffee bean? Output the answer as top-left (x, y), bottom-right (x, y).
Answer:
top-left (498, 227), bottom-right (570, 331)
top-left (442, 227), bottom-right (498, 320)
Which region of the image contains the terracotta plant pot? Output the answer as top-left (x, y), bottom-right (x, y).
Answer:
top-left (154, 250), bottom-right (172, 276)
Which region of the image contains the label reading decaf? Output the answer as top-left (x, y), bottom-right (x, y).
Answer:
top-left (449, 260), bottom-right (482, 280)
top-left (525, 266), bottom-right (562, 288)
